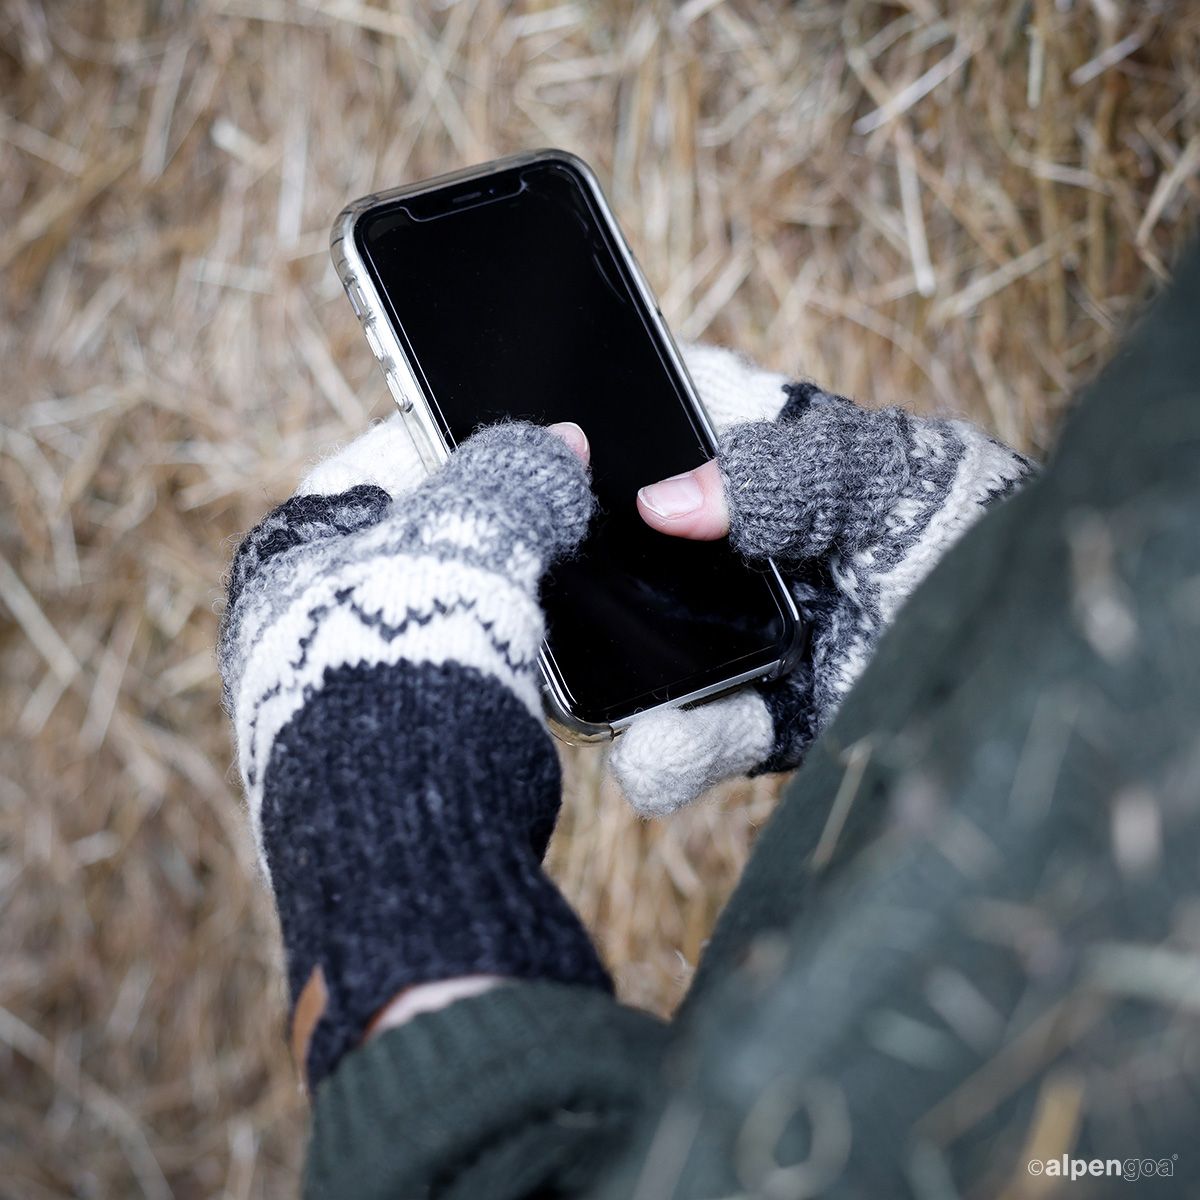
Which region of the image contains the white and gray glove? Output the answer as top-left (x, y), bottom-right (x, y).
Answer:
top-left (610, 343), bottom-right (1035, 817)
top-left (218, 418), bottom-right (610, 1087)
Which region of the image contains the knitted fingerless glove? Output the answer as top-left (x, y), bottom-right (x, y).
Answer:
top-left (219, 419), bottom-right (609, 1087)
top-left (612, 345), bottom-right (1035, 815)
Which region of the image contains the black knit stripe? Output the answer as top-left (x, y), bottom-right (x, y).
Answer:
top-left (260, 658), bottom-right (610, 1084)
top-left (226, 484), bottom-right (392, 614)
top-left (982, 456), bottom-right (1036, 506)
top-left (779, 380), bottom-right (850, 421)
top-left (754, 663), bottom-right (821, 776)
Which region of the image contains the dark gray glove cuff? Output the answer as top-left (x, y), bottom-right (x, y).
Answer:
top-left (263, 662), bottom-right (611, 1088)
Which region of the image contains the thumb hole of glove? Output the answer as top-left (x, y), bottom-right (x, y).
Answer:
top-left (636, 458), bottom-right (729, 541)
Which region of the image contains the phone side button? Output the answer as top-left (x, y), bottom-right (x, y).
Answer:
top-left (383, 365), bottom-right (414, 413)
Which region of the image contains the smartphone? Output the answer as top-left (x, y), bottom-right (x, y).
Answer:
top-left (330, 149), bottom-right (801, 741)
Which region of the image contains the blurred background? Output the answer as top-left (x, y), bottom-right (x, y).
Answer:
top-left (1, 1), bottom-right (1198, 1195)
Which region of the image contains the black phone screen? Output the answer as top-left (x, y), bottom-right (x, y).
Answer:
top-left (356, 156), bottom-right (795, 727)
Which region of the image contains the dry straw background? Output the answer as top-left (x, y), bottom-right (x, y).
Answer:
top-left (2, 0), bottom-right (1198, 1195)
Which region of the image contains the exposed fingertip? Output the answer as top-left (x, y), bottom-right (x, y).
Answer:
top-left (636, 459), bottom-right (730, 540)
top-left (547, 421), bottom-right (590, 466)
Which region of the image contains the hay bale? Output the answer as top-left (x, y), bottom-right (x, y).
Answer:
top-left (0, 1), bottom-right (1196, 1194)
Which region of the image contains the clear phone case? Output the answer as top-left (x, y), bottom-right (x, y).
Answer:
top-left (329, 149), bottom-right (802, 744)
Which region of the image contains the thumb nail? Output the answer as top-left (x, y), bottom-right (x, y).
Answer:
top-left (638, 472), bottom-right (704, 519)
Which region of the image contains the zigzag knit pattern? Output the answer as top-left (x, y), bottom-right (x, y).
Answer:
top-left (218, 421), bottom-right (610, 1086)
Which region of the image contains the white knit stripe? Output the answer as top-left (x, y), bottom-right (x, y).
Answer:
top-left (907, 416), bottom-right (954, 465)
top-left (223, 507), bottom-right (540, 705)
top-left (502, 541), bottom-right (542, 592)
top-left (681, 342), bottom-right (791, 432)
top-left (869, 421), bottom-right (1028, 628)
top-left (818, 626), bottom-right (872, 711)
top-left (418, 509), bottom-right (507, 555)
top-left (350, 556), bottom-right (542, 653)
top-left (298, 412), bottom-right (428, 499)
top-left (883, 493), bottom-right (937, 543)
top-left (829, 559), bottom-right (862, 606)
top-left (344, 503), bottom-right (531, 581)
top-left (237, 555), bottom-right (544, 735)
top-left (808, 423), bottom-right (1027, 725)
top-left (877, 422), bottom-right (955, 545)
top-left (227, 516), bottom-right (408, 670)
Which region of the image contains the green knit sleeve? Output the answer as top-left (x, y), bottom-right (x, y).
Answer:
top-left (304, 981), bottom-right (667, 1200)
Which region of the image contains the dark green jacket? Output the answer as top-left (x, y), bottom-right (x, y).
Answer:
top-left (306, 243), bottom-right (1200, 1200)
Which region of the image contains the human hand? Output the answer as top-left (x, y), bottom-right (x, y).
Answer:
top-left (219, 416), bottom-right (608, 1087)
top-left (610, 343), bottom-right (1034, 817)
